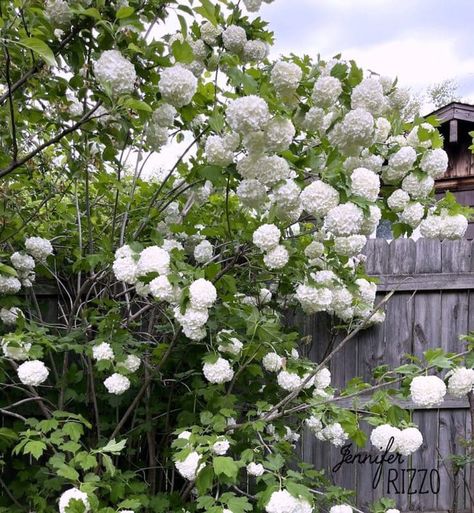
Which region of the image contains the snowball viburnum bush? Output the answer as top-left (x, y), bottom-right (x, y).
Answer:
top-left (0, 0), bottom-right (472, 511)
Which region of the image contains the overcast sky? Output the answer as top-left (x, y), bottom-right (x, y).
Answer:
top-left (260, 0), bottom-right (474, 100)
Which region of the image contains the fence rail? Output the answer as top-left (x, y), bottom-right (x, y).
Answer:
top-left (300, 238), bottom-right (474, 513)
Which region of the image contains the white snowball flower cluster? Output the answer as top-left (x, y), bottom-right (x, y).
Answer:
top-left (265, 489), bottom-right (311, 513)
top-left (333, 235), bottom-right (366, 257)
top-left (350, 168), bottom-right (380, 202)
top-left (351, 77), bottom-right (386, 115)
top-left (247, 462), bottom-right (265, 476)
top-left (217, 330), bottom-right (243, 356)
top-left (389, 146), bottom-right (417, 174)
top-left (226, 95), bottom-right (270, 133)
top-left (25, 237), bottom-right (53, 260)
top-left (300, 180), bottom-right (339, 217)
top-left (324, 203), bottom-right (364, 236)
top-left (212, 438), bottom-right (230, 455)
top-left (149, 275), bottom-right (175, 302)
top-left (45, 0), bottom-right (72, 28)
top-left (271, 61), bottom-right (302, 98)
top-left (273, 180), bottom-right (300, 210)
top-left (387, 189), bottom-right (410, 211)
top-left (137, 246), bottom-right (170, 276)
top-left (329, 505), bottom-right (352, 513)
top-left (243, 0), bottom-right (274, 12)
top-left (189, 278), bottom-right (217, 309)
top-left (237, 179), bottom-right (268, 208)
top-left (203, 357), bottom-right (234, 384)
top-left (120, 354), bottom-right (141, 373)
top-left (397, 427), bottom-right (423, 456)
top-left (262, 352), bottom-right (283, 372)
top-left (92, 342), bottom-right (114, 361)
top-left (103, 373), bottom-right (130, 395)
top-left (447, 367), bottom-right (474, 397)
top-left (0, 307), bottom-right (22, 326)
top-left (402, 173), bottom-right (434, 199)
top-left (200, 21), bottom-right (222, 45)
top-left (312, 76), bottom-right (342, 108)
top-left (399, 202), bottom-right (424, 228)
top-left (410, 375), bottom-right (446, 407)
top-left (317, 422), bottom-right (349, 447)
top-left (59, 488), bottom-right (90, 513)
top-left (17, 360), bottom-right (49, 386)
top-left (330, 108), bottom-right (374, 155)
top-left (205, 133), bottom-right (239, 166)
top-left (0, 275), bottom-right (22, 294)
top-left (11, 252), bottom-right (35, 272)
top-left (175, 451), bottom-right (201, 480)
top-left (253, 224), bottom-right (281, 251)
top-left (194, 240), bottom-right (213, 264)
top-left (263, 245), bottom-right (289, 270)
top-left (370, 424), bottom-right (401, 452)
top-left (2, 338), bottom-right (31, 360)
top-left (295, 284), bottom-right (332, 314)
top-left (420, 148), bottom-right (449, 178)
top-left (406, 123), bottom-right (435, 148)
top-left (264, 118), bottom-right (296, 152)
top-left (222, 25), bottom-right (247, 53)
top-left (94, 50), bottom-right (136, 95)
top-left (158, 65), bottom-right (197, 107)
top-left (374, 117), bottom-right (391, 143)
top-left (305, 415), bottom-right (323, 434)
top-left (277, 370), bottom-right (302, 391)
top-left (146, 104), bottom-right (177, 151)
top-left (420, 213), bottom-right (468, 240)
top-left (243, 40), bottom-right (269, 63)
top-left (314, 367), bottom-right (331, 389)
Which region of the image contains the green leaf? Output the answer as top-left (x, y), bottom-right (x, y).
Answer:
top-left (98, 438), bottom-right (127, 454)
top-left (196, 465), bottom-right (214, 494)
top-left (57, 463), bottom-right (80, 481)
top-left (24, 440), bottom-right (47, 460)
top-left (63, 422), bottom-right (84, 442)
top-left (0, 263), bottom-right (18, 276)
top-left (213, 456), bottom-right (239, 479)
top-left (195, 0), bottom-right (217, 24)
top-left (116, 6), bottom-right (134, 19)
top-left (19, 38), bottom-right (57, 66)
top-left (102, 453), bottom-right (116, 476)
top-left (123, 98), bottom-right (152, 113)
top-left (171, 40), bottom-right (194, 64)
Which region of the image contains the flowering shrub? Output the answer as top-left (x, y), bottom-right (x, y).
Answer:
top-left (0, 1), bottom-right (473, 513)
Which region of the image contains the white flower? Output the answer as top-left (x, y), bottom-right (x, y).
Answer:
top-left (420, 148), bottom-right (448, 178)
top-left (397, 427), bottom-right (423, 455)
top-left (303, 106), bottom-right (325, 132)
top-left (360, 205), bottom-right (381, 236)
top-left (258, 156), bottom-right (291, 187)
top-left (440, 214), bottom-right (468, 240)
top-left (205, 135), bottom-right (235, 167)
top-left (1, 338), bottom-right (31, 360)
top-left (226, 96), bottom-right (270, 134)
top-left (399, 202), bottom-right (424, 228)
top-left (447, 367), bottom-right (474, 397)
top-left (17, 360), bottom-right (49, 386)
top-left (264, 118), bottom-right (295, 152)
top-left (45, 0), bottom-right (72, 28)
top-left (329, 505), bottom-right (352, 513)
top-left (324, 203), bottom-right (364, 236)
top-left (59, 488), bottom-right (90, 513)
top-left (237, 179), bottom-right (268, 208)
top-left (351, 77), bottom-right (386, 115)
top-left (25, 237), bottom-right (53, 260)
top-left (314, 368), bottom-right (331, 389)
top-left (92, 342), bottom-right (114, 361)
top-left (356, 278), bottom-right (377, 304)
top-left (406, 123), bottom-right (435, 148)
top-left (247, 462), bottom-right (265, 476)
top-left (319, 423), bottom-right (349, 447)
top-left (162, 239), bottom-right (184, 253)
top-left (374, 117), bottom-right (391, 143)
top-left (203, 357), bottom-right (234, 384)
top-left (263, 245), bottom-right (289, 270)
top-left (277, 370), bottom-right (302, 391)
top-left (158, 65), bottom-right (197, 107)
top-left (104, 373), bottom-right (130, 395)
top-left (270, 61), bottom-right (302, 97)
top-left (266, 490), bottom-right (311, 513)
top-left (189, 278), bottom-right (217, 309)
top-left (410, 375), bottom-right (446, 407)
top-left (136, 246), bottom-right (170, 276)
top-left (115, 244), bottom-right (134, 259)
top-left (312, 76), bottom-right (342, 108)
top-left (183, 325), bottom-right (207, 341)
top-left (200, 21), bottom-right (222, 45)
top-left (177, 430), bottom-right (192, 440)
top-left (194, 240), bottom-right (213, 264)
top-left (222, 25), bottom-right (247, 53)
top-left (420, 215), bottom-right (442, 239)
top-left (331, 108), bottom-right (374, 154)
top-left (212, 438), bottom-right (230, 455)
top-left (300, 180), bottom-right (339, 217)
top-left (333, 235), bottom-right (366, 257)
top-left (350, 168), bottom-right (380, 202)
top-left (253, 224), bottom-right (281, 251)
top-left (150, 276), bottom-right (175, 302)
top-left (94, 50), bottom-right (136, 95)
top-left (387, 189), bottom-right (410, 211)
top-left (243, 40), bottom-right (269, 62)
top-left (11, 252), bottom-right (35, 272)
top-left (152, 103), bottom-right (177, 127)
top-left (113, 256), bottom-right (137, 284)
top-left (121, 355), bottom-right (141, 373)
top-left (175, 451), bottom-right (201, 480)
top-left (243, 0), bottom-right (263, 11)
top-left (306, 415), bottom-right (323, 434)
top-left (146, 124), bottom-right (168, 151)
top-left (305, 240), bottom-right (324, 259)
top-left (0, 307), bottom-right (22, 326)
top-left (296, 284), bottom-right (332, 314)
top-left (218, 335), bottom-right (243, 356)
top-left (262, 352), bottom-right (283, 372)
top-left (389, 146), bottom-right (417, 173)
top-left (370, 424), bottom-right (401, 452)
top-left (386, 509), bottom-right (400, 513)
top-left (402, 173), bottom-right (434, 199)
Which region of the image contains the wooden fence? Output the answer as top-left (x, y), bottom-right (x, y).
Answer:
top-left (299, 238), bottom-right (474, 513)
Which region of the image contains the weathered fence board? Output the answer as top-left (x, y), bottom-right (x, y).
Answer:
top-left (302, 239), bottom-right (474, 513)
